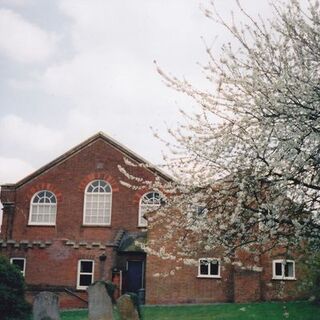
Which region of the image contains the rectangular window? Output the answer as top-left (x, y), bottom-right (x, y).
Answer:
top-left (272, 259), bottom-right (295, 280)
top-left (77, 260), bottom-right (94, 290)
top-left (10, 258), bottom-right (26, 276)
top-left (198, 258), bottom-right (221, 278)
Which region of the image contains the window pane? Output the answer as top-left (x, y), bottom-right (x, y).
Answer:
top-left (92, 180), bottom-right (99, 188)
top-left (79, 274), bottom-right (92, 286)
top-left (285, 262), bottom-right (294, 277)
top-left (200, 261), bottom-right (209, 275)
top-left (210, 261), bottom-right (219, 275)
top-left (81, 261), bottom-right (93, 273)
top-left (104, 184), bottom-right (111, 192)
top-left (275, 262), bottom-right (282, 276)
top-left (12, 259), bottom-right (24, 271)
top-left (38, 191), bottom-right (45, 198)
top-left (142, 192), bottom-right (161, 205)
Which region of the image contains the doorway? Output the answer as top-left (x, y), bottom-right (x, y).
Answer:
top-left (126, 260), bottom-right (144, 293)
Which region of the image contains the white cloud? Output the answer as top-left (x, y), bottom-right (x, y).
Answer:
top-left (0, 0), bottom-right (279, 178)
top-left (0, 114), bottom-right (63, 156)
top-left (41, 50), bottom-right (155, 107)
top-left (0, 9), bottom-right (58, 63)
top-left (0, 156), bottom-right (34, 184)
top-left (0, 0), bottom-right (32, 7)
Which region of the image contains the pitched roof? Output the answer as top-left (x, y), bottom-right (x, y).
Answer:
top-left (2, 131), bottom-right (171, 188)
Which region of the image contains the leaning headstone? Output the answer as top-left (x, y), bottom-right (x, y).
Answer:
top-left (88, 281), bottom-right (114, 320)
top-left (117, 294), bottom-right (140, 320)
top-left (33, 291), bottom-right (60, 320)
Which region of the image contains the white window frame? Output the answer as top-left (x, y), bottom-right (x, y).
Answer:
top-left (28, 190), bottom-right (57, 226)
top-left (197, 258), bottom-right (221, 278)
top-left (272, 259), bottom-right (296, 280)
top-left (10, 257), bottom-right (26, 277)
top-left (77, 259), bottom-right (94, 290)
top-left (138, 191), bottom-right (162, 227)
top-left (83, 180), bottom-right (112, 226)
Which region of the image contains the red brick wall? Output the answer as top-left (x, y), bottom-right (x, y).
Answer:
top-left (260, 251), bottom-right (306, 301)
top-left (146, 254), bottom-right (233, 304)
top-left (145, 251), bottom-right (304, 304)
top-left (0, 137), bottom-right (158, 308)
top-left (4, 139), bottom-right (156, 242)
top-left (234, 269), bottom-right (261, 302)
top-left (145, 216), bottom-right (304, 304)
top-left (0, 137), bottom-right (306, 307)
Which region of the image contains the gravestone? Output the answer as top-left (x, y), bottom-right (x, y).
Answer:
top-left (117, 294), bottom-right (139, 320)
top-left (88, 281), bottom-right (114, 320)
top-left (33, 291), bottom-right (60, 320)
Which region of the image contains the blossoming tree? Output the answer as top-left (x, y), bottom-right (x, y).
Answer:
top-left (120, 1), bottom-right (320, 272)
top-left (143, 0), bottom-right (320, 260)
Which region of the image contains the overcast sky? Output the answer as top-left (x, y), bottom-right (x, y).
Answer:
top-left (0, 0), bottom-right (289, 185)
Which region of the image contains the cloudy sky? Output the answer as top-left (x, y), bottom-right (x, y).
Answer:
top-left (0, 0), bottom-right (281, 186)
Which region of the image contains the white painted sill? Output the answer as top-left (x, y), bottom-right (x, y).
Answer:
top-left (82, 224), bottom-right (111, 227)
top-left (28, 223), bottom-right (55, 226)
top-left (197, 275), bottom-right (221, 279)
top-left (76, 286), bottom-right (89, 291)
top-left (272, 277), bottom-right (296, 281)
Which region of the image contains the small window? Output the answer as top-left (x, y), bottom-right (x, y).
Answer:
top-left (272, 259), bottom-right (295, 280)
top-left (198, 258), bottom-right (221, 278)
top-left (192, 204), bottom-right (207, 216)
top-left (10, 258), bottom-right (26, 276)
top-left (83, 180), bottom-right (112, 225)
top-left (29, 190), bottom-right (57, 225)
top-left (139, 191), bottom-right (162, 227)
top-left (77, 260), bottom-right (94, 290)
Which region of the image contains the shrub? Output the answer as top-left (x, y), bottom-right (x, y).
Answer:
top-left (301, 253), bottom-right (320, 304)
top-left (0, 255), bottom-right (31, 320)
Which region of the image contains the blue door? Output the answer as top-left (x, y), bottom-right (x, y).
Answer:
top-left (126, 260), bottom-right (144, 293)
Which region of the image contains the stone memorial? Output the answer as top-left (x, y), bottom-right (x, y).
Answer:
top-left (88, 281), bottom-right (114, 320)
top-left (117, 294), bottom-right (140, 320)
top-left (33, 291), bottom-right (60, 320)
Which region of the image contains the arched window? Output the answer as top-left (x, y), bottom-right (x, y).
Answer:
top-left (83, 180), bottom-right (112, 225)
top-left (139, 191), bottom-right (162, 227)
top-left (29, 190), bottom-right (57, 225)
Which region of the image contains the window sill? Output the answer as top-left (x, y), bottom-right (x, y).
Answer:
top-left (27, 224), bottom-right (56, 227)
top-left (76, 287), bottom-right (88, 291)
top-left (81, 224), bottom-right (111, 228)
top-left (272, 277), bottom-right (296, 281)
top-left (197, 275), bottom-right (221, 279)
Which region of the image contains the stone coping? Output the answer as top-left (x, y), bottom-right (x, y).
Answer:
top-left (0, 238), bottom-right (120, 250)
top-left (0, 239), bottom-right (52, 248)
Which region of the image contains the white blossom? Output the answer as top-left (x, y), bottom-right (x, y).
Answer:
top-left (121, 0), bottom-right (320, 269)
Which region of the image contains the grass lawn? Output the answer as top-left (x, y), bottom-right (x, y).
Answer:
top-left (60, 301), bottom-right (320, 320)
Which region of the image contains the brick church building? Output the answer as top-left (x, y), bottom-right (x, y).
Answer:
top-left (0, 132), bottom-right (302, 308)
